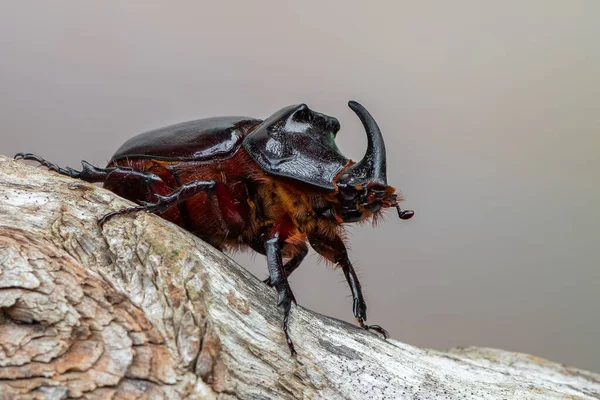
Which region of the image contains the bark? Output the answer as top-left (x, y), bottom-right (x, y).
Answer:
top-left (0, 154), bottom-right (598, 400)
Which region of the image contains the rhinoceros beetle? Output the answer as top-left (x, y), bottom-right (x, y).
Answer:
top-left (15, 100), bottom-right (414, 355)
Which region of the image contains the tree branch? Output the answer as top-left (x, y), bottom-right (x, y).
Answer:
top-left (0, 155), bottom-right (598, 400)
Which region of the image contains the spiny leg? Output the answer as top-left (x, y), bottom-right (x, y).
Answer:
top-left (341, 257), bottom-right (389, 339)
top-left (14, 152), bottom-right (163, 186)
top-left (14, 152), bottom-right (217, 227)
top-left (99, 179), bottom-right (216, 226)
top-left (15, 153), bottom-right (94, 180)
top-left (309, 233), bottom-right (389, 339)
top-left (265, 237), bottom-right (297, 355)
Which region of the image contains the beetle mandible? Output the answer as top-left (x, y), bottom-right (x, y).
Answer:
top-left (15, 100), bottom-right (414, 355)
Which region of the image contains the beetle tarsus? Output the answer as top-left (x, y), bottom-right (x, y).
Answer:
top-left (12, 153), bottom-right (142, 185)
top-left (265, 236), bottom-right (299, 355)
top-left (283, 304), bottom-right (297, 356)
top-left (98, 205), bottom-right (147, 227)
top-left (14, 152), bottom-right (82, 178)
top-left (278, 283), bottom-right (297, 356)
top-left (276, 281), bottom-right (298, 356)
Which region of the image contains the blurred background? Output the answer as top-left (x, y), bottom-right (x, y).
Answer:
top-left (1, 1), bottom-right (598, 372)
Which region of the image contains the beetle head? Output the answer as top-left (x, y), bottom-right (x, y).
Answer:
top-left (334, 101), bottom-right (414, 223)
top-left (243, 103), bottom-right (350, 190)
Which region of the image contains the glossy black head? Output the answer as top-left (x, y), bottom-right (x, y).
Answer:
top-left (242, 103), bottom-right (350, 190)
top-left (335, 101), bottom-right (414, 223)
top-left (243, 100), bottom-right (413, 223)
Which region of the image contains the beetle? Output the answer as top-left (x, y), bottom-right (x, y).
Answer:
top-left (15, 100), bottom-right (414, 355)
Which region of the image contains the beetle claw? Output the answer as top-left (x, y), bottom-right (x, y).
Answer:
top-left (97, 202), bottom-right (159, 228)
top-left (364, 324), bottom-right (390, 339)
top-left (279, 287), bottom-right (297, 356)
top-left (98, 205), bottom-right (147, 227)
top-left (357, 318), bottom-right (389, 339)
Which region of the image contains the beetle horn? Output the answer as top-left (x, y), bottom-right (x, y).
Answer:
top-left (346, 101), bottom-right (387, 185)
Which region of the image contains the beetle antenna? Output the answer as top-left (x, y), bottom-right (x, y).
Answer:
top-left (395, 204), bottom-right (414, 220)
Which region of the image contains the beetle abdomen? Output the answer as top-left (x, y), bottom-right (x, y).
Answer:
top-left (105, 149), bottom-right (265, 250)
top-left (111, 116), bottom-right (262, 162)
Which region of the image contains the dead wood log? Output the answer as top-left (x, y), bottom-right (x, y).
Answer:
top-left (0, 155), bottom-right (598, 400)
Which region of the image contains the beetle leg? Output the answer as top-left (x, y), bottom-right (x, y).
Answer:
top-left (15, 153), bottom-right (89, 179)
top-left (308, 233), bottom-right (389, 339)
top-left (263, 243), bottom-right (308, 286)
top-left (14, 153), bottom-right (163, 187)
top-left (98, 180), bottom-right (216, 227)
top-left (264, 237), bottom-right (297, 356)
top-left (12, 153), bottom-right (209, 227)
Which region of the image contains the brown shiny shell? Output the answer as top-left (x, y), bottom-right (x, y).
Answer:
top-left (110, 116), bottom-right (262, 162)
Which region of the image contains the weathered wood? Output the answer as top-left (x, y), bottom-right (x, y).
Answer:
top-left (0, 154), bottom-right (598, 400)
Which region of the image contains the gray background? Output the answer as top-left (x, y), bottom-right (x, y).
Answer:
top-left (1, 1), bottom-right (598, 372)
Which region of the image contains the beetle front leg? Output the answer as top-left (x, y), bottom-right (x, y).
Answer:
top-left (309, 233), bottom-right (389, 339)
top-left (263, 243), bottom-right (308, 286)
top-left (342, 261), bottom-right (389, 339)
top-left (264, 233), bottom-right (298, 356)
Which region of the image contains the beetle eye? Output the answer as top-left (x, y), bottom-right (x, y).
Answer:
top-left (338, 173), bottom-right (351, 185)
top-left (293, 105), bottom-right (311, 123)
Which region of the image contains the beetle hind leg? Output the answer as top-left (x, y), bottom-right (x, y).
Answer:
top-left (14, 152), bottom-right (218, 229)
top-left (14, 153), bottom-right (133, 185)
top-left (99, 179), bottom-right (216, 227)
top-left (14, 153), bottom-right (83, 179)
